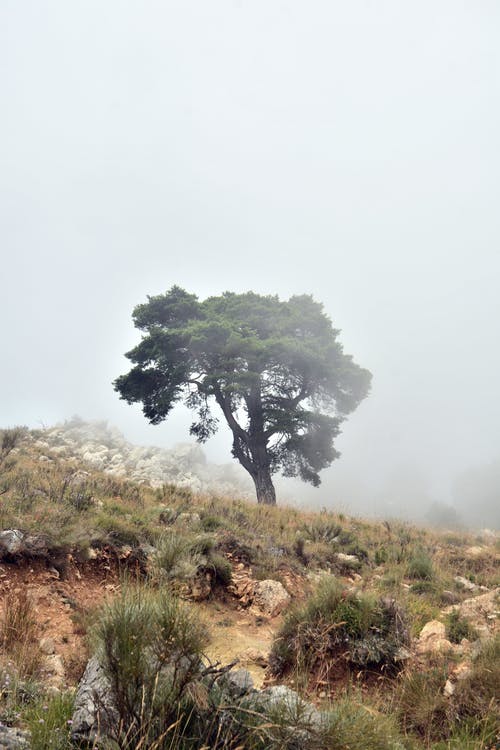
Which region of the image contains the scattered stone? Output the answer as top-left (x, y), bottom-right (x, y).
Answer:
top-left (252, 580), bottom-right (291, 617)
top-left (71, 656), bottom-right (119, 744)
top-left (335, 552), bottom-right (359, 565)
top-left (0, 725), bottom-right (30, 749)
top-left (237, 648), bottom-right (268, 668)
top-left (220, 669), bottom-right (254, 697)
top-left (454, 576), bottom-right (477, 592)
top-left (0, 530), bottom-right (24, 557)
top-left (416, 620), bottom-right (454, 655)
top-left (444, 588), bottom-right (499, 638)
top-left (39, 636), bottom-right (56, 655)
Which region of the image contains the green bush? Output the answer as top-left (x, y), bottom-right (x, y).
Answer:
top-left (93, 585), bottom-right (207, 749)
top-left (407, 547), bottom-right (434, 580)
top-left (445, 610), bottom-right (478, 644)
top-left (269, 576), bottom-right (409, 682)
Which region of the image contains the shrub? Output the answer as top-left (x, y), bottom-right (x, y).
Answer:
top-left (269, 576), bottom-right (409, 683)
top-left (407, 547), bottom-right (434, 580)
top-left (93, 585), bottom-right (208, 749)
top-left (445, 610), bottom-right (478, 644)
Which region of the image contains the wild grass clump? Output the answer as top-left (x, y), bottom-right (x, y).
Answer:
top-left (24, 691), bottom-right (74, 750)
top-left (407, 547), bottom-right (435, 580)
top-left (0, 590), bottom-right (41, 678)
top-left (445, 610), bottom-right (478, 644)
top-left (92, 585), bottom-right (208, 749)
top-left (269, 576), bottom-right (409, 683)
top-left (396, 635), bottom-right (499, 746)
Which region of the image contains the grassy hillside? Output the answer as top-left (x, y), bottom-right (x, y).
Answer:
top-left (0, 426), bottom-right (498, 749)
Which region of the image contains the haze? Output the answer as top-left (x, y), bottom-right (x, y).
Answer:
top-left (1, 1), bottom-right (499, 523)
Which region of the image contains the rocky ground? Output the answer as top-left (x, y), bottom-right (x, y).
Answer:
top-left (30, 418), bottom-right (251, 495)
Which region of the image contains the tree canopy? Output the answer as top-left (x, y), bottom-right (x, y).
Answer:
top-left (114, 287), bottom-right (372, 504)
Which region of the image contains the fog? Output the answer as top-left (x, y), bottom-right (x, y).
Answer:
top-left (1, 1), bottom-right (499, 525)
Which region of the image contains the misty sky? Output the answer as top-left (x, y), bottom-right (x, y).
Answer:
top-left (1, 1), bottom-right (499, 514)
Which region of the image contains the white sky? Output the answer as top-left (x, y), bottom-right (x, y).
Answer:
top-left (1, 1), bottom-right (499, 512)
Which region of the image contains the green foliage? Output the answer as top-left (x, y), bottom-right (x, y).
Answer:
top-left (397, 635), bottom-right (499, 745)
top-left (114, 287), bottom-right (371, 503)
top-left (407, 547), bottom-right (435, 580)
top-left (445, 610), bottom-right (478, 644)
top-left (269, 576), bottom-right (409, 681)
top-left (24, 691), bottom-right (74, 750)
top-left (93, 585), bottom-right (207, 749)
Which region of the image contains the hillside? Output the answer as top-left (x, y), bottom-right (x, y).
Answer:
top-left (0, 424), bottom-right (498, 750)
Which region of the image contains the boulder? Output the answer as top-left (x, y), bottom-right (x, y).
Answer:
top-left (454, 576), bottom-right (477, 592)
top-left (416, 620), bottom-right (454, 655)
top-left (252, 580), bottom-right (291, 617)
top-left (71, 656), bottom-right (119, 744)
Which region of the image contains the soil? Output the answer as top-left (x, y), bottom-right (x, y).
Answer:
top-left (0, 553), bottom-right (284, 689)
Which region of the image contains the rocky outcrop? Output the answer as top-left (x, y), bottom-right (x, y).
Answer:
top-left (29, 419), bottom-right (251, 496)
top-left (444, 588), bottom-right (499, 638)
top-left (72, 656), bottom-right (324, 747)
top-left (71, 656), bottom-right (119, 744)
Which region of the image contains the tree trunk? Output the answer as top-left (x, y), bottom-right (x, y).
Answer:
top-left (253, 466), bottom-right (276, 505)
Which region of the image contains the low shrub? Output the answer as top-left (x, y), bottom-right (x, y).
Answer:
top-left (92, 585), bottom-right (208, 749)
top-left (445, 610), bottom-right (478, 644)
top-left (407, 547), bottom-right (434, 580)
top-left (269, 576), bottom-right (409, 683)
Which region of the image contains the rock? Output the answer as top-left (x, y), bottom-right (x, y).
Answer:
top-left (219, 669), bottom-right (254, 698)
top-left (0, 530), bottom-right (24, 556)
top-left (454, 576), bottom-right (477, 592)
top-left (252, 580), bottom-right (291, 617)
top-left (335, 552), bottom-right (359, 565)
top-left (44, 654), bottom-right (65, 686)
top-left (0, 725), bottom-right (30, 749)
top-left (465, 546), bottom-right (487, 558)
top-left (443, 679), bottom-right (455, 697)
top-left (416, 620), bottom-right (454, 655)
top-left (39, 636), bottom-right (56, 655)
top-left (444, 588), bottom-right (499, 638)
top-left (71, 656), bottom-right (119, 744)
top-left (237, 648), bottom-right (268, 668)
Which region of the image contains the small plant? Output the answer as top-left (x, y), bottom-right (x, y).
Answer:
top-left (407, 547), bottom-right (434, 580)
top-left (24, 691), bottom-right (74, 750)
top-left (446, 610), bottom-right (478, 644)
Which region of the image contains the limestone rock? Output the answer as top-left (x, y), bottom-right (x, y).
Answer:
top-left (0, 725), bottom-right (30, 750)
top-left (416, 620), bottom-right (454, 655)
top-left (444, 588), bottom-right (499, 638)
top-left (39, 637), bottom-right (56, 655)
top-left (252, 580), bottom-right (291, 617)
top-left (71, 656), bottom-right (119, 744)
top-left (0, 530), bottom-right (24, 557)
top-left (454, 576), bottom-right (477, 592)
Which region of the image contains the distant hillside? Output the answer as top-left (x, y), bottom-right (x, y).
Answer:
top-left (30, 417), bottom-right (251, 496)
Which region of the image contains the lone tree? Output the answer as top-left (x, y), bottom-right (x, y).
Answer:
top-left (114, 287), bottom-right (371, 505)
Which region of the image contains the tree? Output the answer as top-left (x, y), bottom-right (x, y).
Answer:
top-left (114, 287), bottom-right (372, 505)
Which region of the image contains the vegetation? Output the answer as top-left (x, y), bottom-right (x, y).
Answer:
top-left (113, 287), bottom-right (371, 504)
top-left (269, 576), bottom-right (410, 683)
top-left (0, 426), bottom-right (498, 749)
